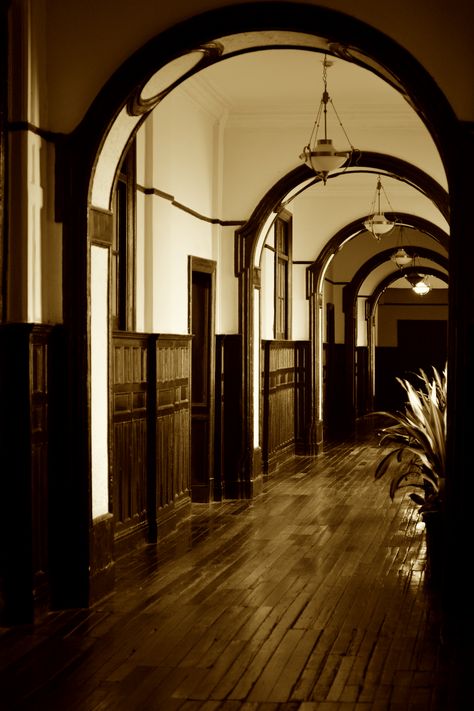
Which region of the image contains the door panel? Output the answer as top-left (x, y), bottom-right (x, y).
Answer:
top-left (190, 264), bottom-right (215, 502)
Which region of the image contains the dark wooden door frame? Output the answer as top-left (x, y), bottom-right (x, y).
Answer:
top-left (188, 256), bottom-right (216, 502)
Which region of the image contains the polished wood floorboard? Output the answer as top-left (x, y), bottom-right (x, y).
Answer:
top-left (0, 424), bottom-right (469, 710)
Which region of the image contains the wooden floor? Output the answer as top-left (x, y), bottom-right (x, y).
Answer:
top-left (0, 423), bottom-right (470, 710)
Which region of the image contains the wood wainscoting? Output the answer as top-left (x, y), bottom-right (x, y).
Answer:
top-left (0, 324), bottom-right (54, 624)
top-left (261, 340), bottom-right (311, 475)
top-left (111, 332), bottom-right (192, 556)
top-left (112, 333), bottom-right (150, 555)
top-left (154, 335), bottom-right (192, 537)
top-left (215, 334), bottom-right (244, 499)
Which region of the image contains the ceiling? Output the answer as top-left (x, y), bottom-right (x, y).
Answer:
top-left (182, 48), bottom-right (449, 289)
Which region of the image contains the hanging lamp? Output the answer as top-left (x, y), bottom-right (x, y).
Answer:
top-left (391, 226), bottom-right (412, 268)
top-left (405, 254), bottom-right (431, 295)
top-left (412, 277), bottom-right (431, 295)
top-left (363, 175), bottom-right (396, 239)
top-left (391, 248), bottom-right (412, 267)
top-left (299, 55), bottom-right (356, 184)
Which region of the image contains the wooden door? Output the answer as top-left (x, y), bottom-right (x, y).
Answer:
top-left (189, 258), bottom-right (216, 502)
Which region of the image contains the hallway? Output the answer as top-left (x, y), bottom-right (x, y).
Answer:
top-left (0, 425), bottom-right (463, 710)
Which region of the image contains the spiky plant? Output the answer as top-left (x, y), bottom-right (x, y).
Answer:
top-left (374, 364), bottom-right (447, 515)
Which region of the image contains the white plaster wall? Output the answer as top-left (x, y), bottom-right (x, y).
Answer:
top-left (90, 245), bottom-right (109, 519)
top-left (292, 263), bottom-right (309, 341)
top-left (152, 199), bottom-right (213, 334)
top-left (356, 296), bottom-right (367, 347)
top-left (154, 89), bottom-right (216, 216)
top-left (222, 122), bottom-right (306, 220)
top-left (217, 225), bottom-right (239, 334)
top-left (260, 245), bottom-right (275, 340)
top-left (134, 87), bottom-right (241, 334)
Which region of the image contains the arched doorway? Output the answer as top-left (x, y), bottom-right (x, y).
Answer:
top-left (57, 3), bottom-right (464, 609)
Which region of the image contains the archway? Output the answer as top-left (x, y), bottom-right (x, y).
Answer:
top-left (366, 265), bottom-right (449, 410)
top-left (243, 166), bottom-right (448, 448)
top-left (339, 241), bottom-right (448, 427)
top-left (58, 2), bottom-right (462, 607)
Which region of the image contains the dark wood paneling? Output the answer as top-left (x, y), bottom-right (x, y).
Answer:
top-left (111, 333), bottom-right (193, 551)
top-left (294, 341), bottom-right (311, 453)
top-left (261, 340), bottom-right (310, 474)
top-left (154, 335), bottom-right (192, 535)
top-left (323, 342), bottom-right (348, 439)
top-left (375, 346), bottom-right (404, 411)
top-left (0, 324), bottom-right (53, 624)
top-left (0, 2), bottom-right (6, 321)
top-left (190, 268), bottom-right (214, 502)
top-left (356, 345), bottom-right (369, 416)
top-left (112, 333), bottom-right (149, 553)
top-left (397, 319), bottom-right (447, 379)
top-left (215, 334), bottom-right (244, 499)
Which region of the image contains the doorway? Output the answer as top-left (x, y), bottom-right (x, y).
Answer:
top-left (189, 257), bottom-right (216, 502)
top-left (398, 319), bottom-right (448, 380)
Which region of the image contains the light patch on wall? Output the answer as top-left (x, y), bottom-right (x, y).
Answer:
top-left (254, 212), bottom-right (277, 268)
top-left (91, 106), bottom-right (141, 210)
top-left (253, 288), bottom-right (260, 448)
top-left (91, 245), bottom-right (109, 519)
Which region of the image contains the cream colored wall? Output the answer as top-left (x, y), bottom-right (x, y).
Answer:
top-left (292, 264), bottom-right (309, 340)
top-left (8, 0), bottom-right (456, 330)
top-left (356, 297), bottom-right (368, 347)
top-left (90, 245), bottom-right (110, 519)
top-left (260, 243), bottom-right (275, 341)
top-left (43, 0), bottom-right (474, 134)
top-left (134, 87), bottom-right (239, 334)
top-left (222, 122), bottom-right (305, 220)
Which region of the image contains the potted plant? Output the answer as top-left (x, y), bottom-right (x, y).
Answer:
top-left (373, 364), bottom-right (447, 580)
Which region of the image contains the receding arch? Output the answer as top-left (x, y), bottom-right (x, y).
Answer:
top-left (364, 263), bottom-right (449, 412)
top-left (306, 213), bottom-right (449, 296)
top-left (236, 155), bottom-right (449, 275)
top-left (339, 244), bottom-right (449, 427)
top-left (57, 2), bottom-right (464, 609)
top-left (344, 244), bottom-right (448, 299)
top-left (367, 266), bottom-right (449, 319)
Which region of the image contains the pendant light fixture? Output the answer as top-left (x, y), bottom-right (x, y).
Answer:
top-left (363, 175), bottom-right (396, 239)
top-left (299, 55), bottom-right (356, 184)
top-left (405, 254), bottom-right (431, 295)
top-left (412, 277), bottom-right (431, 296)
top-left (391, 248), bottom-right (412, 267)
top-left (390, 226), bottom-right (412, 268)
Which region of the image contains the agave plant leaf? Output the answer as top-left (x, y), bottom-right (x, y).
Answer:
top-left (374, 447), bottom-right (406, 479)
top-left (410, 492), bottom-right (426, 506)
top-left (389, 473), bottom-right (426, 500)
top-left (373, 363), bottom-right (447, 514)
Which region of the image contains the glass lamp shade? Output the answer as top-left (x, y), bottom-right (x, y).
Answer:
top-left (412, 278), bottom-right (431, 296)
top-left (300, 139), bottom-right (349, 175)
top-left (391, 248), bottom-right (412, 267)
top-left (363, 212), bottom-right (395, 239)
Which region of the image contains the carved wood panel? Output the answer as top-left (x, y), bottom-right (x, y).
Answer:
top-left (112, 334), bottom-right (148, 540)
top-left (215, 334), bottom-right (243, 499)
top-left (262, 340), bottom-right (305, 473)
top-left (155, 336), bottom-right (191, 526)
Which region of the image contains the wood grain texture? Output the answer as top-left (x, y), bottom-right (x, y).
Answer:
top-left (0, 421), bottom-right (465, 709)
